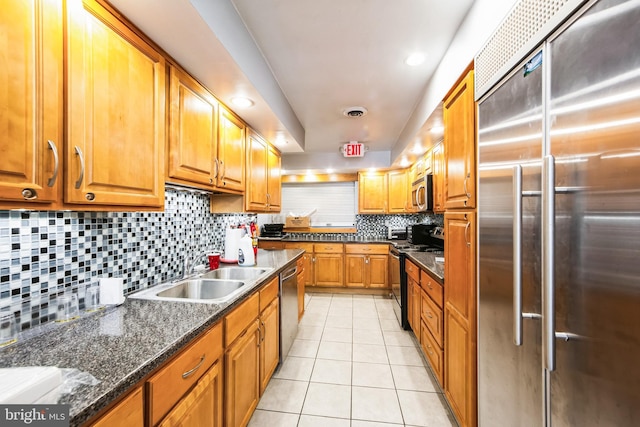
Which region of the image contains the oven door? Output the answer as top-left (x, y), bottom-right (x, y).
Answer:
top-left (389, 249), bottom-right (400, 304)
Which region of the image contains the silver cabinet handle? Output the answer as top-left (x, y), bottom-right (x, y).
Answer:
top-left (463, 173), bottom-right (471, 198)
top-left (464, 222), bottom-right (471, 247)
top-left (214, 158), bottom-right (219, 179)
top-left (47, 140), bottom-right (59, 187)
top-left (74, 146), bottom-right (85, 189)
top-left (182, 354), bottom-right (206, 379)
top-left (542, 155), bottom-right (556, 371)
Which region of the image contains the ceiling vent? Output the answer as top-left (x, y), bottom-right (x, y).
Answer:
top-left (343, 106), bottom-right (368, 118)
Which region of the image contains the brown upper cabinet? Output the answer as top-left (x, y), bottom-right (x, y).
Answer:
top-left (387, 169), bottom-right (410, 213)
top-left (167, 65), bottom-right (218, 188)
top-left (443, 69), bottom-right (476, 209)
top-left (217, 106), bottom-right (246, 193)
top-left (432, 142), bottom-right (445, 213)
top-left (359, 169), bottom-right (414, 214)
top-left (245, 130), bottom-right (281, 212)
top-left (65, 0), bottom-right (166, 207)
top-left (358, 171), bottom-right (388, 213)
top-left (0, 0), bottom-right (63, 207)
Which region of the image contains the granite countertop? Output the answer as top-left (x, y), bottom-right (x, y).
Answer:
top-left (405, 252), bottom-right (445, 283)
top-left (0, 249), bottom-right (303, 426)
top-left (261, 236), bottom-right (445, 282)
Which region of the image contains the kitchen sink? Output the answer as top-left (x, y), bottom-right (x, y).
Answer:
top-left (129, 266), bottom-right (273, 304)
top-left (201, 267), bottom-right (270, 281)
top-left (157, 279), bottom-right (245, 300)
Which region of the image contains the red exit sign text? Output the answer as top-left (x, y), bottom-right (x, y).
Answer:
top-left (342, 142), bottom-right (365, 157)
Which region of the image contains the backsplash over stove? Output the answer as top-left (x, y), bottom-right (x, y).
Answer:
top-left (0, 188), bottom-right (255, 332)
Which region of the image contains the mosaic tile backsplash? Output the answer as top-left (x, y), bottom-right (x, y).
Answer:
top-left (1, 187), bottom-right (441, 333)
top-left (0, 188), bottom-right (256, 332)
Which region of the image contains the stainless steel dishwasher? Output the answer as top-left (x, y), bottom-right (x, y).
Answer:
top-left (279, 265), bottom-right (298, 362)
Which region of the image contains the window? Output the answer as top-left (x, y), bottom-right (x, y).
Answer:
top-left (281, 182), bottom-right (356, 227)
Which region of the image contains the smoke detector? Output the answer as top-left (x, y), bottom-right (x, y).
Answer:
top-left (343, 106), bottom-right (368, 118)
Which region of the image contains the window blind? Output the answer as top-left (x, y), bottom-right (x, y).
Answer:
top-left (281, 182), bottom-right (356, 227)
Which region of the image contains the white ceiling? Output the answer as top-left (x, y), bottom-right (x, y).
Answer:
top-left (230, 0), bottom-right (473, 156)
top-left (106, 0), bottom-right (517, 173)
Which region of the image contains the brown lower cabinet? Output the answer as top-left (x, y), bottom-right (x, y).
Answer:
top-left (89, 386), bottom-right (144, 427)
top-left (158, 363), bottom-right (223, 427)
top-left (313, 243), bottom-right (344, 287)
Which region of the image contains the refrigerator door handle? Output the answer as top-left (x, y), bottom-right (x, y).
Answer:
top-left (513, 166), bottom-right (524, 346)
top-left (542, 155), bottom-right (556, 371)
top-left (513, 166), bottom-right (542, 347)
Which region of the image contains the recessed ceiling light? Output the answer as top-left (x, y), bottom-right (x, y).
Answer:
top-left (412, 144), bottom-right (423, 155)
top-left (405, 53), bottom-right (426, 67)
top-left (231, 97), bottom-right (254, 108)
top-left (326, 168), bottom-right (334, 174)
top-left (430, 125), bottom-right (444, 134)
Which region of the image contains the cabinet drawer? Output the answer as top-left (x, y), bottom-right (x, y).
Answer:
top-left (345, 243), bottom-right (389, 255)
top-left (225, 292), bottom-right (259, 346)
top-left (285, 242), bottom-right (314, 252)
top-left (314, 243), bottom-right (343, 253)
top-left (148, 323), bottom-right (223, 426)
top-left (421, 290), bottom-right (443, 346)
top-left (259, 276), bottom-right (279, 312)
top-left (405, 259), bottom-right (420, 283)
top-left (420, 320), bottom-right (444, 386)
top-left (420, 270), bottom-right (443, 308)
top-left (258, 241), bottom-right (284, 250)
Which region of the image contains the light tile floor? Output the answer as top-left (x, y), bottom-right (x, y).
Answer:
top-left (249, 293), bottom-right (457, 427)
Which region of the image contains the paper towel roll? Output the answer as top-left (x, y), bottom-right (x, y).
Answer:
top-left (224, 228), bottom-right (245, 261)
top-left (99, 278), bottom-right (125, 305)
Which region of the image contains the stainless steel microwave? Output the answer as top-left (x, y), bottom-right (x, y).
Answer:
top-left (411, 174), bottom-right (433, 212)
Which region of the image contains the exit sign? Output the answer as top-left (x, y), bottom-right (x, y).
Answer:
top-left (342, 142), bottom-right (365, 157)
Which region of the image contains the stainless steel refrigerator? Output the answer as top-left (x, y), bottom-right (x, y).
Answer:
top-left (478, 0), bottom-right (640, 425)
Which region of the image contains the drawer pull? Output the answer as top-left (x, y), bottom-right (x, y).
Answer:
top-left (427, 282), bottom-right (433, 289)
top-left (426, 312), bottom-right (433, 319)
top-left (182, 355), bottom-right (206, 379)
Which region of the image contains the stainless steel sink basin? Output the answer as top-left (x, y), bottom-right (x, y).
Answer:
top-left (157, 279), bottom-right (245, 300)
top-left (201, 267), bottom-right (270, 281)
top-left (128, 266), bottom-right (274, 304)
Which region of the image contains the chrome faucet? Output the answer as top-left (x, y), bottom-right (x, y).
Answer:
top-left (182, 251), bottom-right (210, 279)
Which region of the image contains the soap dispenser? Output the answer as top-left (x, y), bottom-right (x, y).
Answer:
top-left (238, 234), bottom-right (256, 266)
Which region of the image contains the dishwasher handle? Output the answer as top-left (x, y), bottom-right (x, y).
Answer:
top-left (280, 266), bottom-right (297, 282)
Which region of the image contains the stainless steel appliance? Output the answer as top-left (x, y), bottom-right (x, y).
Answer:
top-left (478, 1), bottom-right (640, 425)
top-left (279, 265), bottom-right (298, 362)
top-left (411, 174), bottom-right (433, 212)
top-left (408, 223), bottom-right (438, 245)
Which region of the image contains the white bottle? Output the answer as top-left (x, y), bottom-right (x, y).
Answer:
top-left (237, 234), bottom-right (256, 266)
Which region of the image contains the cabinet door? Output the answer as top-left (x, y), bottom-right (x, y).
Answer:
top-left (167, 66), bottom-right (217, 187)
top-left (345, 254), bottom-right (366, 288)
top-left (444, 70), bottom-right (476, 209)
top-left (266, 145), bottom-right (281, 211)
top-left (0, 0), bottom-right (62, 205)
top-left (225, 319), bottom-right (260, 427)
top-left (314, 254), bottom-right (344, 287)
top-left (444, 211), bottom-right (476, 427)
top-left (90, 386), bottom-right (143, 427)
top-left (367, 254), bottom-right (388, 289)
top-left (297, 270), bottom-right (305, 321)
top-left (259, 298), bottom-right (279, 395)
top-left (358, 171), bottom-right (388, 213)
top-left (245, 131), bottom-right (269, 211)
top-left (303, 253), bottom-right (314, 287)
top-left (158, 363), bottom-right (223, 427)
top-left (66, 0), bottom-right (165, 207)
top-left (387, 169), bottom-right (408, 213)
top-left (218, 106), bottom-right (245, 192)
top-left (432, 142), bottom-right (445, 213)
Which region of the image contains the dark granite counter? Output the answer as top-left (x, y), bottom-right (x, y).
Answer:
top-left (406, 252), bottom-right (445, 284)
top-left (0, 249), bottom-right (303, 426)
